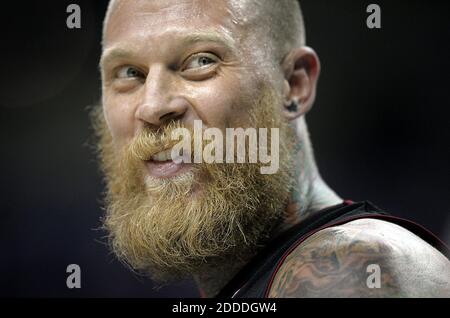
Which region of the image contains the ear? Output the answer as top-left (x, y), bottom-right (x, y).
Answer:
top-left (280, 47), bottom-right (320, 120)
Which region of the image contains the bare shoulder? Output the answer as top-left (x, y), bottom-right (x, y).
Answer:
top-left (268, 218), bottom-right (450, 297)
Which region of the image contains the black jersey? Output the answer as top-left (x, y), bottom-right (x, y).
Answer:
top-left (215, 200), bottom-right (450, 298)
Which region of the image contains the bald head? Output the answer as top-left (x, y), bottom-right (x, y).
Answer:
top-left (103, 0), bottom-right (305, 62)
top-left (227, 0), bottom-right (305, 60)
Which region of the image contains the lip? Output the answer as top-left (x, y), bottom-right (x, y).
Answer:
top-left (145, 160), bottom-right (192, 179)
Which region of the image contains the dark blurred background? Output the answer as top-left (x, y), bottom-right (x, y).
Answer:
top-left (0, 0), bottom-right (449, 297)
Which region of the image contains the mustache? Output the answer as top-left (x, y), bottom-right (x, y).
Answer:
top-left (129, 121), bottom-right (194, 162)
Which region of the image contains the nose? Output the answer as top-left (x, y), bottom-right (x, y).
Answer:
top-left (134, 66), bottom-right (188, 127)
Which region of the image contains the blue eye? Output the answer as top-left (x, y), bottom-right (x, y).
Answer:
top-left (184, 54), bottom-right (217, 70)
top-left (116, 66), bottom-right (143, 79)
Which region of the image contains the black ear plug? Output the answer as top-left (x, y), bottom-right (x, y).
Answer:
top-left (286, 100), bottom-right (298, 112)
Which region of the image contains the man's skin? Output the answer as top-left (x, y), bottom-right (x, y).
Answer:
top-left (100, 0), bottom-right (450, 297)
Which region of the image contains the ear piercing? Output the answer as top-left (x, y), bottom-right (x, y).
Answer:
top-left (286, 100), bottom-right (299, 112)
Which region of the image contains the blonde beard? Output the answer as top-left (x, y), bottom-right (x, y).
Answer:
top-left (92, 87), bottom-right (296, 283)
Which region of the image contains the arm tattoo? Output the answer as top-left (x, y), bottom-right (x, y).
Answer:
top-left (269, 220), bottom-right (450, 297)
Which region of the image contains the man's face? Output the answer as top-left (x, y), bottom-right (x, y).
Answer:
top-left (97, 0), bottom-right (295, 281)
top-left (101, 0), bottom-right (281, 151)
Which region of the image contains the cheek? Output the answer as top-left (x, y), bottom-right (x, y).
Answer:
top-left (102, 93), bottom-right (136, 148)
top-left (191, 75), bottom-right (257, 129)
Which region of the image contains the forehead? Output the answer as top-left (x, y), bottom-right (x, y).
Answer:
top-left (103, 0), bottom-right (245, 49)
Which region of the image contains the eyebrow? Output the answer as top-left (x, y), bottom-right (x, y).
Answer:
top-left (181, 31), bottom-right (237, 51)
top-left (99, 31), bottom-right (237, 69)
